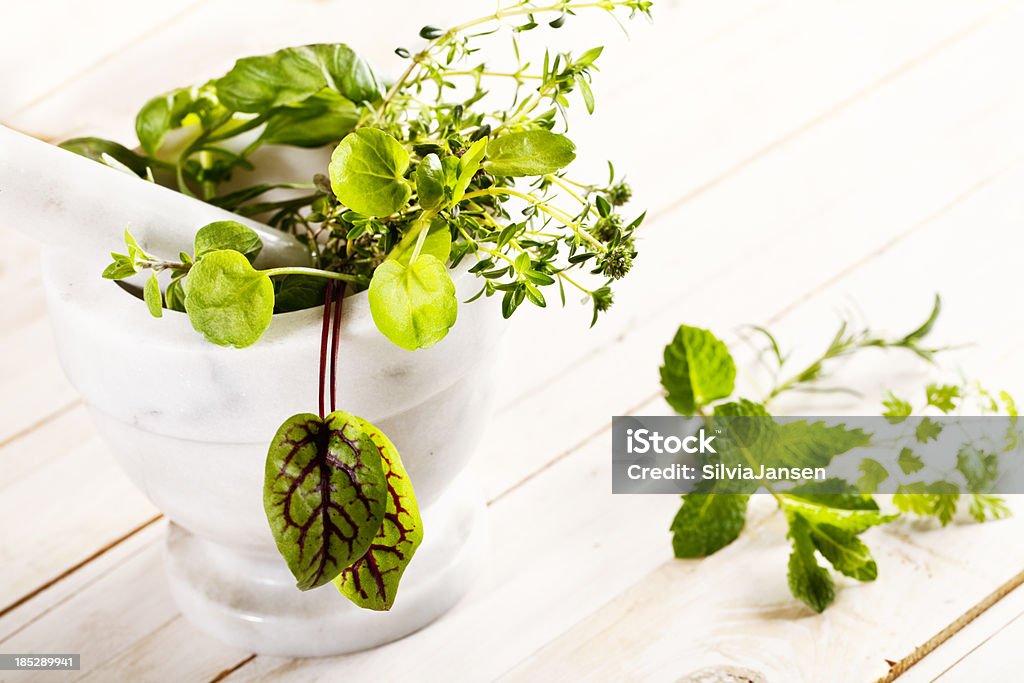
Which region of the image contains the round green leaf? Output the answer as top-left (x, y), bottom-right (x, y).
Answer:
top-left (329, 128), bottom-right (412, 217)
top-left (482, 130), bottom-right (576, 177)
top-left (264, 412), bottom-right (388, 591)
top-left (368, 254), bottom-right (457, 350)
top-left (387, 216), bottom-right (452, 266)
top-left (194, 220), bottom-right (263, 262)
top-left (184, 250), bottom-right (275, 348)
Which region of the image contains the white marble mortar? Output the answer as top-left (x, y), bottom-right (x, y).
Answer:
top-left (42, 250), bottom-right (502, 656)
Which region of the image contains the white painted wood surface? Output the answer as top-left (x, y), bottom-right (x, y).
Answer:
top-left (2, 1), bottom-right (1023, 680)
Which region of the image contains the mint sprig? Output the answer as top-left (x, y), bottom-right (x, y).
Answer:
top-left (661, 300), bottom-right (1014, 613)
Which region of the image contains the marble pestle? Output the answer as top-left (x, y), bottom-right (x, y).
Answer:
top-left (0, 124), bottom-right (310, 269)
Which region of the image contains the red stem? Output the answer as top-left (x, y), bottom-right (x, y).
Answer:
top-left (318, 281), bottom-right (336, 419)
top-left (329, 284), bottom-right (346, 413)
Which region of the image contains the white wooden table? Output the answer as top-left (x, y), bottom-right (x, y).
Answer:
top-left (2, 1), bottom-right (1024, 680)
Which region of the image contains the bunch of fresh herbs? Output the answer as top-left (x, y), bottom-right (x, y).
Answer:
top-left (660, 298), bottom-right (1014, 612)
top-left (70, 1), bottom-right (652, 612)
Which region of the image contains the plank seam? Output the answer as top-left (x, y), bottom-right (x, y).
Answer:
top-left (876, 569), bottom-right (1024, 683)
top-left (0, 514), bottom-right (163, 625)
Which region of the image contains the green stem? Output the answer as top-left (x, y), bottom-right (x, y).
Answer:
top-left (462, 187), bottom-right (605, 251)
top-left (376, 1), bottom-right (635, 119)
top-left (261, 266), bottom-right (367, 285)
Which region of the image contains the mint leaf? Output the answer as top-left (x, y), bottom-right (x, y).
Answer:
top-left (264, 412), bottom-right (388, 591)
top-left (334, 416), bottom-right (423, 610)
top-left (184, 250), bottom-right (275, 348)
top-left (807, 522), bottom-right (877, 581)
top-left (329, 128), bottom-right (412, 217)
top-left (784, 479), bottom-right (878, 511)
top-left (483, 130), bottom-right (576, 177)
top-left (781, 496), bottom-right (896, 534)
top-left (670, 494), bottom-right (749, 558)
top-left (856, 458), bottom-right (888, 494)
top-left (773, 421), bottom-right (870, 469)
top-left (143, 273), bottom-right (163, 318)
top-left (660, 325), bottom-right (736, 415)
top-left (897, 447), bottom-right (924, 475)
top-left (786, 513), bottom-right (835, 613)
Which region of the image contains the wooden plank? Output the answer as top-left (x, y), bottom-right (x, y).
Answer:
top-left (236, 158), bottom-right (1024, 682)
top-left (927, 591), bottom-right (1024, 682)
top-left (0, 405), bottom-right (157, 611)
top-left (491, 164), bottom-right (1024, 683)
top-left (0, 0), bottom-right (204, 122)
top-left (0, 0), bottom-right (1019, 679)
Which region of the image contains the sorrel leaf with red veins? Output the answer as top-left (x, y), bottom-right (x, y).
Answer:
top-left (334, 417), bottom-right (423, 611)
top-left (264, 412), bottom-right (388, 591)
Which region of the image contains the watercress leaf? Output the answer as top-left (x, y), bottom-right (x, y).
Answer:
top-left (273, 274), bottom-right (327, 313)
top-left (368, 255), bottom-right (457, 350)
top-left (264, 412), bottom-right (388, 591)
top-left (786, 513), bottom-right (835, 613)
top-left (183, 250), bottom-right (274, 348)
top-left (773, 421), bottom-right (870, 469)
top-left (143, 273), bottom-right (163, 318)
top-left (660, 325), bottom-right (736, 415)
top-left (260, 91), bottom-right (362, 147)
top-left (215, 44), bottom-right (382, 114)
top-left (897, 447), bottom-right (924, 475)
top-left (670, 493), bottom-right (749, 558)
top-left (388, 216), bottom-right (452, 266)
top-left (102, 253), bottom-right (138, 280)
top-left (483, 130), bottom-right (576, 177)
top-left (334, 416), bottom-right (423, 610)
top-left (329, 128), bottom-right (412, 217)
top-left (60, 137), bottom-right (153, 178)
top-left (451, 137), bottom-right (488, 204)
top-left (415, 154), bottom-right (446, 211)
top-left (808, 521), bottom-right (877, 582)
top-left (194, 220), bottom-right (263, 262)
